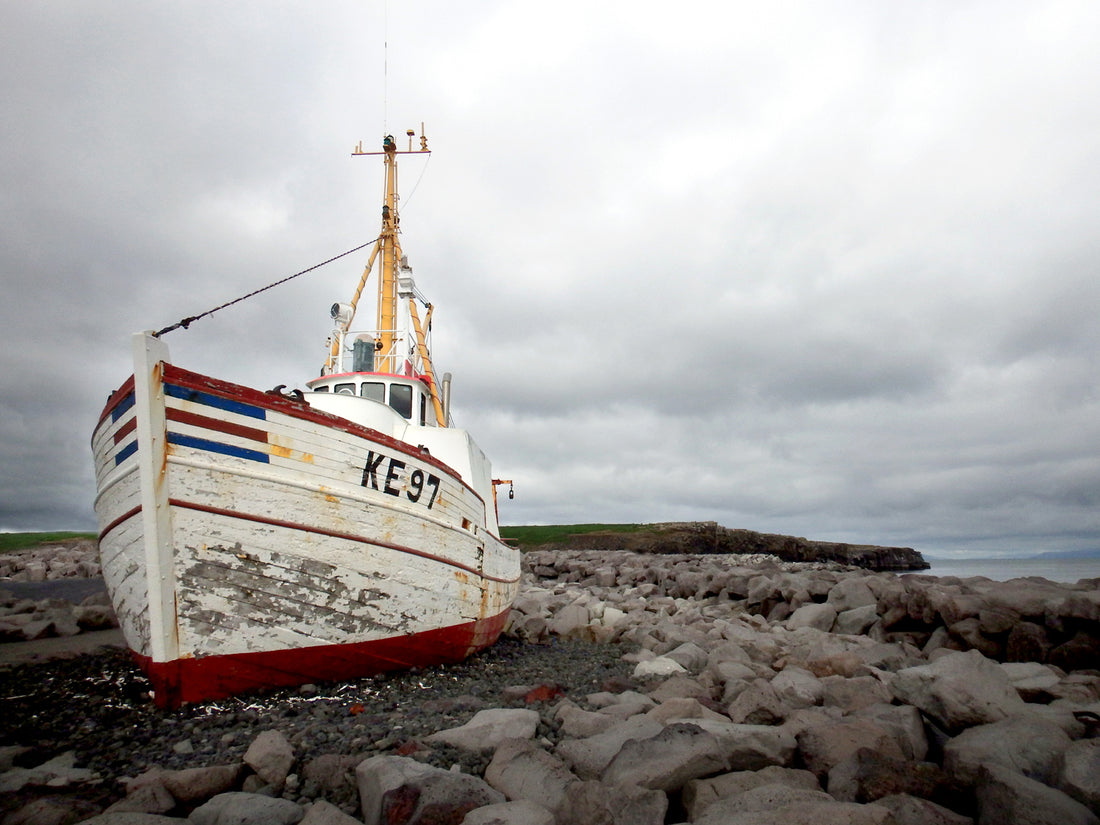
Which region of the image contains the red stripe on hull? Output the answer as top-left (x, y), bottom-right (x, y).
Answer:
top-left (168, 498), bottom-right (519, 584)
top-left (133, 609), bottom-right (512, 709)
top-left (166, 406), bottom-right (269, 444)
top-left (161, 364), bottom-right (475, 499)
top-left (96, 375), bottom-right (136, 428)
top-left (113, 416), bottom-right (137, 444)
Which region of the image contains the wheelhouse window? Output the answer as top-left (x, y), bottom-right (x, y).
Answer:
top-left (389, 383), bottom-right (413, 419)
top-left (360, 382), bottom-right (385, 402)
top-left (334, 383), bottom-right (355, 395)
top-left (314, 385), bottom-right (329, 392)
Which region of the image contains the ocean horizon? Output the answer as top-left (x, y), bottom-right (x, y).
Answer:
top-left (919, 555), bottom-right (1100, 584)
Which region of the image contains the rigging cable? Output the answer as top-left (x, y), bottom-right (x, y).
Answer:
top-left (153, 238), bottom-right (381, 338)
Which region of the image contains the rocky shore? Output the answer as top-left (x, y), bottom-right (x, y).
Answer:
top-left (1, 542), bottom-right (1099, 824)
top-left (522, 522), bottom-right (930, 572)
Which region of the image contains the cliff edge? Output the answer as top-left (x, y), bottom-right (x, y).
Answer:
top-left (529, 521), bottom-right (929, 572)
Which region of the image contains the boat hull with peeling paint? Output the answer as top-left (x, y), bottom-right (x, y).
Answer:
top-left (91, 332), bottom-right (520, 708)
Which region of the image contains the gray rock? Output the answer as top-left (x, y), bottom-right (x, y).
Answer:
top-left (717, 781), bottom-right (835, 813)
top-left (664, 641), bottom-right (709, 672)
top-left (358, 755), bottom-right (504, 825)
top-left (852, 703), bottom-right (929, 762)
top-left (835, 604), bottom-right (880, 636)
top-left (827, 578), bottom-right (878, 612)
top-left (795, 718), bottom-right (905, 779)
top-left (874, 793), bottom-right (973, 825)
top-left (682, 765), bottom-right (821, 822)
top-left (461, 799), bottom-right (556, 825)
top-left (633, 656), bottom-right (687, 678)
top-left (600, 722), bottom-right (728, 792)
top-left (726, 678), bottom-right (787, 725)
top-left (999, 662), bottom-right (1062, 701)
top-left (483, 738), bottom-right (579, 816)
top-left (975, 763), bottom-right (1100, 825)
top-left (106, 780), bottom-right (175, 815)
top-left (771, 666), bottom-right (824, 709)
top-left (243, 730), bottom-right (295, 788)
top-left (70, 815), bottom-right (182, 825)
top-left (161, 764), bottom-right (242, 804)
top-left (0, 751), bottom-right (100, 794)
top-left (1057, 739), bottom-right (1100, 814)
top-left (677, 719), bottom-right (797, 771)
top-left (562, 780), bottom-right (668, 825)
top-left (189, 792), bottom-right (304, 825)
top-left (645, 696), bottom-right (728, 724)
top-left (820, 675), bottom-right (891, 712)
top-left (298, 799), bottom-right (363, 825)
top-left (890, 649), bottom-right (1027, 732)
top-left (943, 715), bottom-right (1072, 785)
top-left (694, 799), bottom-right (895, 825)
top-left (301, 755), bottom-right (361, 795)
top-left (787, 603), bottom-right (838, 632)
top-left (4, 795), bottom-right (103, 825)
top-left (555, 703), bottom-right (618, 738)
top-left (827, 748), bottom-right (955, 804)
top-left (425, 708), bottom-right (539, 752)
top-left (556, 715), bottom-right (663, 779)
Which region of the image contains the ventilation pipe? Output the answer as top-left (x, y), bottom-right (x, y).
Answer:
top-left (441, 372), bottom-right (452, 426)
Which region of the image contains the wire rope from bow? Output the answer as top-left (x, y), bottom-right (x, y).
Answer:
top-left (153, 238), bottom-right (382, 337)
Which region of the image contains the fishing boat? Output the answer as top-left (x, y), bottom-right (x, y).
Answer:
top-left (90, 128), bottom-right (521, 708)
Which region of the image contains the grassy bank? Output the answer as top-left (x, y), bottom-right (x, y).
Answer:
top-left (499, 523), bottom-right (644, 549)
top-left (1, 525), bottom-right (642, 554)
top-left (0, 532), bottom-right (96, 553)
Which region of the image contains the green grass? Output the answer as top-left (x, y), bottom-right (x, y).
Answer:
top-left (500, 523), bottom-right (646, 548)
top-left (0, 531), bottom-right (96, 553)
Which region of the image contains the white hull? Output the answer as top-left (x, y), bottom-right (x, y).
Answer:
top-left (91, 333), bottom-right (520, 707)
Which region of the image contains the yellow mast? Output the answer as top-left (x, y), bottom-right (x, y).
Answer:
top-left (377, 135), bottom-right (400, 366)
top-left (326, 126), bottom-right (445, 425)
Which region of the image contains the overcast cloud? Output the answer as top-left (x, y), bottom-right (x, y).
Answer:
top-left (2, 1), bottom-right (1097, 559)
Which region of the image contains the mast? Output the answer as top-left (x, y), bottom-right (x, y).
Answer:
top-left (322, 126), bottom-right (445, 425)
top-left (377, 134), bottom-right (400, 364)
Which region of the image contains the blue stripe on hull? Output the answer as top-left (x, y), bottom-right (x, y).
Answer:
top-left (111, 393), bottom-right (135, 422)
top-left (115, 440), bottom-right (139, 465)
top-left (167, 432), bottom-right (270, 463)
top-left (164, 383), bottom-right (266, 420)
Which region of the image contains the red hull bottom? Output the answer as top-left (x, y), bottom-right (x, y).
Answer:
top-left (133, 609), bottom-right (512, 709)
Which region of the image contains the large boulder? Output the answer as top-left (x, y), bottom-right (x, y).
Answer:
top-left (356, 755), bottom-right (504, 825)
top-left (682, 766), bottom-right (821, 822)
top-left (796, 718), bottom-right (906, 779)
top-left (873, 794), bottom-right (974, 825)
top-left (1056, 739), bottom-right (1100, 814)
top-left (243, 730), bottom-right (295, 788)
top-left (189, 792), bottom-right (304, 825)
top-left (889, 650), bottom-right (1027, 732)
top-left (556, 716), bottom-right (663, 779)
top-left (943, 716), bottom-right (1072, 785)
top-left (600, 722), bottom-right (728, 792)
top-left (484, 738), bottom-right (579, 816)
top-left (828, 749), bottom-right (956, 804)
top-left (975, 764), bottom-right (1099, 825)
top-left (680, 719), bottom-right (797, 771)
top-left (424, 708), bottom-right (539, 752)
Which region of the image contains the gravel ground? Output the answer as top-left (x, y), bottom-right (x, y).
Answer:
top-left (0, 635), bottom-right (638, 812)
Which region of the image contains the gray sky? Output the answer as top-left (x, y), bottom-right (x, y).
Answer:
top-left (2, 1), bottom-right (1098, 558)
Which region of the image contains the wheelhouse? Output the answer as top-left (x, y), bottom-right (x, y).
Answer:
top-left (306, 372), bottom-right (435, 426)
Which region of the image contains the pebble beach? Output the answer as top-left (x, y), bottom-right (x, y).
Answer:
top-left (1, 539), bottom-right (1099, 824)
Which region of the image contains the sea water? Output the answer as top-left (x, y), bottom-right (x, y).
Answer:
top-left (921, 556), bottom-right (1100, 584)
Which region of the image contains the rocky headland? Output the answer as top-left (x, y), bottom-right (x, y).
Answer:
top-left (1, 540), bottom-right (1098, 824)
top-left (524, 522), bottom-right (930, 572)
